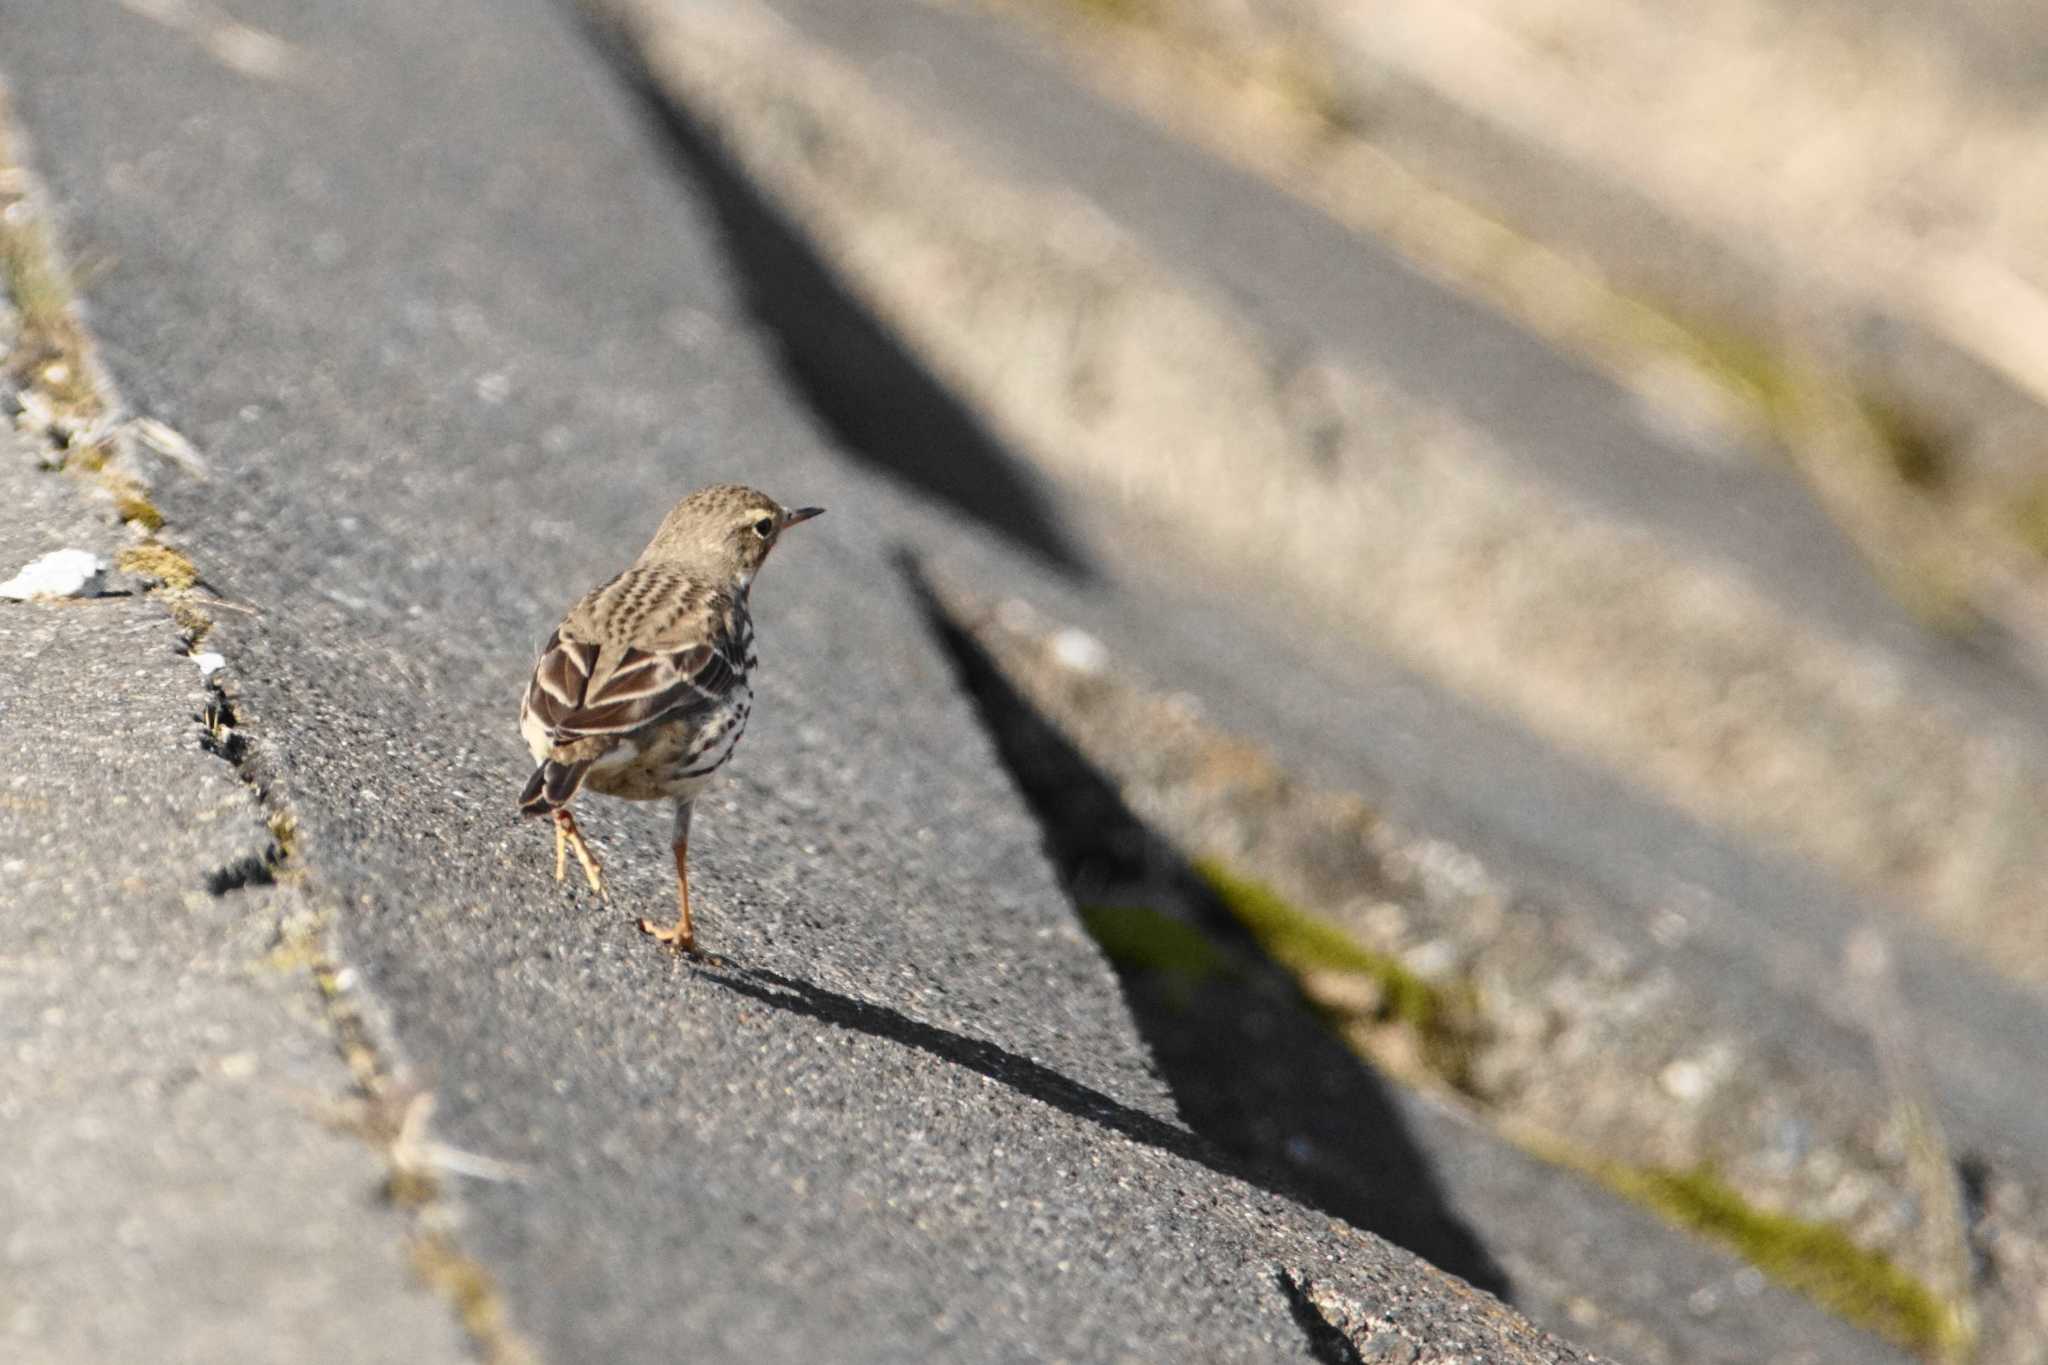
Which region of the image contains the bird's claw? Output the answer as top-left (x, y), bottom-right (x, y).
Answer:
top-left (636, 916), bottom-right (723, 965)
top-left (636, 915), bottom-right (692, 949)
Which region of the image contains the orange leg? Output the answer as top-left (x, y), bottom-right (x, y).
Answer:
top-left (551, 808), bottom-right (608, 901)
top-left (638, 800), bottom-right (697, 953)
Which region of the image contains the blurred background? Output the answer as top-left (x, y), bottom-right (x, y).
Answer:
top-left (600, 0), bottom-right (2048, 1358)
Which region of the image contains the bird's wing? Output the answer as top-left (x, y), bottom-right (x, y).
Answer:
top-left (524, 567), bottom-right (744, 745)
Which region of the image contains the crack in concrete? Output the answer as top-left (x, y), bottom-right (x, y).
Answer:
top-left (0, 92), bottom-right (537, 1365)
top-left (1277, 1268), bottom-right (1370, 1365)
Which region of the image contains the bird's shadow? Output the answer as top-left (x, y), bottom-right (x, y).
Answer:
top-left (573, 7), bottom-right (1502, 1301)
top-left (697, 961), bottom-right (1490, 1355)
top-left (698, 961), bottom-right (1218, 1172)
top-left (695, 554), bottom-right (1509, 1298)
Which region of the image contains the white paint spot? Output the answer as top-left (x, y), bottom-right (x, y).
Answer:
top-left (0, 549), bottom-right (106, 600)
top-left (1048, 626), bottom-right (1107, 674)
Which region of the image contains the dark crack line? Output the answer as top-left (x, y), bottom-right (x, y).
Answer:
top-left (1276, 1270), bottom-right (1368, 1365)
top-left (196, 679), bottom-right (286, 894)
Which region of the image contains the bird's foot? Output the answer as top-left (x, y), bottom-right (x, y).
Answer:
top-left (635, 914), bottom-right (690, 949)
top-left (636, 915), bottom-right (725, 965)
top-left (552, 810), bottom-right (609, 901)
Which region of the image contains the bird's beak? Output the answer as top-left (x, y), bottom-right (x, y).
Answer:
top-left (780, 506), bottom-right (825, 529)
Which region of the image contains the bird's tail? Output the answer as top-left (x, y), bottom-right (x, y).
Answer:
top-left (518, 757), bottom-right (592, 816)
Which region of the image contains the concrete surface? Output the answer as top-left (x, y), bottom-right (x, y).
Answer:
top-left (650, 0), bottom-right (2048, 1211)
top-left (0, 428), bottom-right (470, 1365)
top-left (613, 0), bottom-right (2048, 1227)
top-left (0, 0), bottom-right (2021, 1359)
top-left (0, 0), bottom-right (1596, 1360)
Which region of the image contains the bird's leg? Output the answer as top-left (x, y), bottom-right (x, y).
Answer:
top-left (638, 800), bottom-right (696, 953)
top-left (552, 807), bottom-right (608, 901)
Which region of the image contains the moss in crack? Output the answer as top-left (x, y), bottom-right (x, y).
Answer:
top-left (171, 600), bottom-right (215, 646)
top-left (1195, 858), bottom-right (1481, 1094)
top-left (1642, 307), bottom-right (1969, 502)
top-left (1587, 1161), bottom-right (1969, 1360)
top-left (2012, 479), bottom-right (2048, 562)
top-left (117, 543), bottom-right (201, 592)
top-left (61, 436), bottom-right (114, 473)
top-left (274, 906), bottom-right (538, 1362)
top-left (0, 202), bottom-right (102, 423)
top-left (119, 541), bottom-right (210, 638)
top-left (411, 1234), bottom-right (535, 1365)
top-left (112, 487), bottom-right (165, 531)
top-left (1080, 901), bottom-right (1226, 986)
top-left (267, 810), bottom-right (300, 865)
top-left (1060, 0), bottom-right (1154, 23)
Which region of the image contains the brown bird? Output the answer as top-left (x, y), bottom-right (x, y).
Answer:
top-left (517, 484), bottom-right (823, 954)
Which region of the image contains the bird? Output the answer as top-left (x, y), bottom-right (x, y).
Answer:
top-left (517, 483), bottom-right (823, 954)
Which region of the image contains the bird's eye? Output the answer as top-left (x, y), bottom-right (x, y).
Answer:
top-left (752, 516), bottom-right (776, 539)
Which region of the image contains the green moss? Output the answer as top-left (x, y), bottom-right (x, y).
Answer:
top-left (1646, 307), bottom-right (1959, 495)
top-left (1079, 902), bottom-right (1225, 982)
top-left (411, 1233), bottom-right (537, 1365)
top-left (2011, 480), bottom-right (2048, 561)
top-left (1060, 0), bottom-right (1154, 22)
top-left (1651, 313), bottom-right (1808, 426)
top-left (1195, 858), bottom-right (1479, 1091)
top-left (64, 438), bottom-right (113, 473)
top-left (114, 491), bottom-right (165, 531)
top-left (1589, 1161), bottom-right (1968, 1359)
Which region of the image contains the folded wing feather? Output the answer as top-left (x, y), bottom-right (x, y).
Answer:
top-left (525, 632), bottom-right (736, 744)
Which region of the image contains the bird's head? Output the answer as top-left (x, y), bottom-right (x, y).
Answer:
top-left (640, 483), bottom-right (824, 588)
